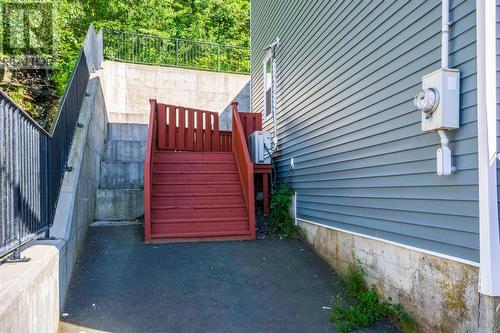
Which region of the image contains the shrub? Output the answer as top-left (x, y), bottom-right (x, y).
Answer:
top-left (267, 186), bottom-right (298, 238)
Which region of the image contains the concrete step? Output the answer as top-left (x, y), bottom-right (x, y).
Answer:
top-left (91, 220), bottom-right (142, 227)
top-left (105, 140), bottom-right (146, 162)
top-left (108, 123), bottom-right (148, 142)
top-left (95, 189), bottom-right (144, 221)
top-left (100, 161), bottom-right (143, 189)
top-left (108, 112), bottom-right (149, 124)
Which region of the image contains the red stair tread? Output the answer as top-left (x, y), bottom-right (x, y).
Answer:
top-left (152, 170), bottom-right (238, 174)
top-left (151, 195), bottom-right (245, 206)
top-left (153, 163), bottom-right (237, 172)
top-left (152, 191), bottom-right (242, 197)
top-left (152, 181), bottom-right (241, 186)
top-left (151, 216), bottom-right (248, 224)
top-left (152, 221), bottom-right (249, 231)
top-left (151, 203), bottom-right (245, 210)
top-left (151, 207), bottom-right (247, 220)
top-left (152, 184), bottom-right (243, 194)
top-left (154, 152), bottom-right (235, 163)
top-left (152, 173), bottom-right (240, 184)
top-left (150, 229), bottom-right (251, 240)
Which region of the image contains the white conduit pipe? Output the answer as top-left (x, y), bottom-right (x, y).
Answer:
top-left (441, 0), bottom-right (450, 69)
top-left (437, 0), bottom-right (455, 175)
top-left (437, 129), bottom-right (449, 147)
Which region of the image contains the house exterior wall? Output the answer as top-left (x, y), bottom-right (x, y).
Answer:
top-left (251, 0), bottom-right (479, 262)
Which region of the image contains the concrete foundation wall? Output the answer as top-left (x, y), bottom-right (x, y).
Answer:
top-left (101, 61), bottom-right (250, 124)
top-left (298, 219), bottom-right (500, 332)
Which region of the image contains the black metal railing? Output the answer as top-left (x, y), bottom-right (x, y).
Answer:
top-left (103, 29), bottom-right (250, 74)
top-left (0, 47), bottom-right (90, 261)
top-left (0, 92), bottom-right (50, 260)
top-left (46, 51), bottom-right (89, 225)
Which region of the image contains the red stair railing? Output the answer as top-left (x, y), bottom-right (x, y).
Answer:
top-left (219, 130), bottom-right (232, 152)
top-left (156, 104), bottom-right (229, 152)
top-left (238, 112), bottom-right (262, 143)
top-left (232, 102), bottom-right (255, 239)
top-left (144, 99), bottom-right (158, 243)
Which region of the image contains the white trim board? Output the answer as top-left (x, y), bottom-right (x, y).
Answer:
top-left (296, 217), bottom-right (480, 268)
top-left (476, 0), bottom-right (500, 296)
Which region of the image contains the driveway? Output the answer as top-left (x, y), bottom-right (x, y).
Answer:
top-left (60, 225), bottom-right (398, 333)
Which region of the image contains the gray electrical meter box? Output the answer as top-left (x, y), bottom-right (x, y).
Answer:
top-left (419, 68), bottom-right (460, 132)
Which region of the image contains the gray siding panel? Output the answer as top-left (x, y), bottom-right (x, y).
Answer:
top-left (251, 0), bottom-right (479, 262)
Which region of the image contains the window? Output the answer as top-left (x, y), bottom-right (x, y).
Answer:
top-left (263, 50), bottom-right (274, 119)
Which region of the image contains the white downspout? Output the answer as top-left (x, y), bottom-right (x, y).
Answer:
top-left (476, 0), bottom-right (500, 296)
top-left (272, 55), bottom-right (278, 151)
top-left (263, 37), bottom-right (280, 152)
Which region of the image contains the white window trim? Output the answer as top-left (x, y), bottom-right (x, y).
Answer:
top-left (476, 0), bottom-right (500, 296)
top-left (263, 49), bottom-right (275, 121)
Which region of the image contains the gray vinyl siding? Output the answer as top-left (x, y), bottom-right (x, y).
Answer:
top-left (251, 0), bottom-right (479, 262)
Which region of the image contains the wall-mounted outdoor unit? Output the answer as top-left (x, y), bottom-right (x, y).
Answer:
top-left (248, 131), bottom-right (272, 164)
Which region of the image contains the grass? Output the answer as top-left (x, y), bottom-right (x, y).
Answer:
top-left (330, 264), bottom-right (417, 333)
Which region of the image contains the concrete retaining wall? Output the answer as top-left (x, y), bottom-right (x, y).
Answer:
top-left (101, 61), bottom-right (250, 123)
top-left (0, 74), bottom-right (109, 333)
top-left (49, 75), bottom-right (108, 309)
top-left (0, 241), bottom-right (63, 333)
top-left (298, 219), bottom-right (500, 332)
top-left (219, 81), bottom-right (250, 131)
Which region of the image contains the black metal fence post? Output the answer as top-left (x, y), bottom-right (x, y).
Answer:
top-left (175, 38), bottom-right (179, 67)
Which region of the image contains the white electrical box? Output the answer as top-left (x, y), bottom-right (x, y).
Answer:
top-left (419, 68), bottom-right (460, 131)
top-left (248, 131), bottom-right (272, 164)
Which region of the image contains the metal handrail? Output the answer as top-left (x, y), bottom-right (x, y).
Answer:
top-left (48, 49), bottom-right (85, 134)
top-left (0, 32), bottom-right (92, 262)
top-left (106, 29), bottom-right (249, 49)
top-left (0, 89), bottom-right (50, 136)
top-left (103, 29), bottom-right (250, 74)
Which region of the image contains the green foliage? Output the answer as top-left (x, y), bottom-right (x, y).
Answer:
top-left (268, 186), bottom-right (298, 238)
top-left (331, 264), bottom-right (417, 333)
top-left (50, 0), bottom-right (249, 92)
top-left (1, 0), bottom-right (250, 125)
top-left (3, 86), bottom-right (34, 116)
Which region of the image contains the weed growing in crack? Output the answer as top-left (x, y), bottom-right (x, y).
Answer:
top-left (330, 264), bottom-right (417, 333)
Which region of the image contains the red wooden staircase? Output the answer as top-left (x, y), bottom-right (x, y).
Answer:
top-left (144, 100), bottom-right (255, 242)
